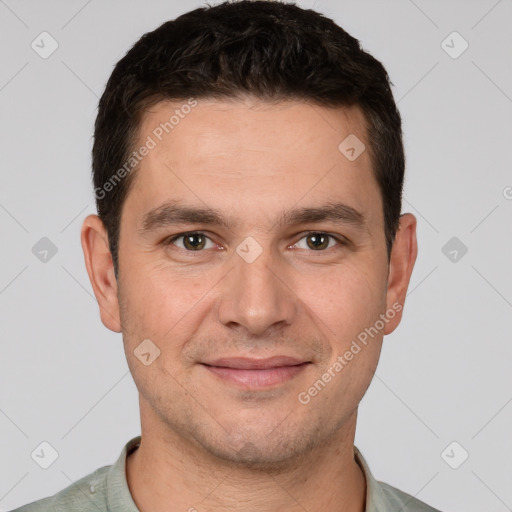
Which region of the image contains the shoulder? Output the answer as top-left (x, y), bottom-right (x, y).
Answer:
top-left (378, 480), bottom-right (444, 512)
top-left (353, 445), bottom-right (444, 512)
top-left (9, 464), bottom-right (111, 512)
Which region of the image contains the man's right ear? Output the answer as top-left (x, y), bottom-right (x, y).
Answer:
top-left (80, 214), bottom-right (122, 333)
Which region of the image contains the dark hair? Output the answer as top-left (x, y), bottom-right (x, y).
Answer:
top-left (92, 0), bottom-right (404, 277)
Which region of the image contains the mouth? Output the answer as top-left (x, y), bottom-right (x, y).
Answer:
top-left (200, 356), bottom-right (312, 389)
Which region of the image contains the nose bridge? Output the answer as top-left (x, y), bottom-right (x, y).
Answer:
top-left (216, 238), bottom-right (296, 335)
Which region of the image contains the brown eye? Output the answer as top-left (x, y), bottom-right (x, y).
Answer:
top-left (183, 233), bottom-right (206, 250)
top-left (306, 233), bottom-right (330, 250)
top-left (294, 232), bottom-right (343, 251)
top-left (167, 232), bottom-right (213, 251)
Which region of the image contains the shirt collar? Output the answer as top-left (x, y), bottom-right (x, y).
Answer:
top-left (106, 436), bottom-right (387, 512)
top-left (354, 445), bottom-right (394, 511)
top-left (106, 436), bottom-right (141, 512)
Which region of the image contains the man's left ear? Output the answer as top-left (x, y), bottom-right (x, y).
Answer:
top-left (384, 213), bottom-right (418, 335)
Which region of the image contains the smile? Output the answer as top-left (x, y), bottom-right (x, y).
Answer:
top-left (200, 356), bottom-right (311, 389)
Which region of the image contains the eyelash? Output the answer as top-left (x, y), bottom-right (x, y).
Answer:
top-left (164, 231), bottom-right (347, 252)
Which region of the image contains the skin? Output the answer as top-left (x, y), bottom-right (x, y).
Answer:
top-left (81, 97), bottom-right (417, 512)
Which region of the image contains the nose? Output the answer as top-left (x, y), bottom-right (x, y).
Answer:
top-left (216, 241), bottom-right (297, 337)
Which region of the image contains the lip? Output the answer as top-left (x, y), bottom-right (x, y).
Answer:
top-left (201, 356), bottom-right (311, 389)
top-left (204, 356), bottom-right (306, 369)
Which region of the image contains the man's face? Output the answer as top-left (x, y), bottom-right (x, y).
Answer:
top-left (108, 98), bottom-right (403, 466)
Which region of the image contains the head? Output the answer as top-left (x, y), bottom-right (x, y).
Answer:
top-left (82, 0), bottom-right (417, 469)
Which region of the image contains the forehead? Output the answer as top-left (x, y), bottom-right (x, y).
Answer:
top-left (136, 97), bottom-right (370, 163)
top-left (124, 98), bottom-right (381, 230)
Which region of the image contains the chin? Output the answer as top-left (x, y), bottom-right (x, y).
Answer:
top-left (190, 421), bottom-right (322, 472)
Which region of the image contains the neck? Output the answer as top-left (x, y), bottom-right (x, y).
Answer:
top-left (126, 410), bottom-right (366, 512)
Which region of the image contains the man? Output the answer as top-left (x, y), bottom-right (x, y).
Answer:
top-left (12, 1), bottom-right (443, 511)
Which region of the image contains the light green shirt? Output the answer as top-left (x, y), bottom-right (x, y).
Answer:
top-left (11, 436), bottom-right (443, 512)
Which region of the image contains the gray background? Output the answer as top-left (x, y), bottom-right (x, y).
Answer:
top-left (1, 1), bottom-right (511, 510)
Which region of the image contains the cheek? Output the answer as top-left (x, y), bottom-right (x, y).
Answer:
top-left (118, 259), bottom-right (212, 351)
top-left (300, 267), bottom-right (385, 413)
top-left (118, 267), bottom-right (200, 396)
top-left (302, 260), bottom-right (386, 337)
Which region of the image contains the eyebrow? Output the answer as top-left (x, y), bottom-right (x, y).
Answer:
top-left (139, 200), bottom-right (369, 234)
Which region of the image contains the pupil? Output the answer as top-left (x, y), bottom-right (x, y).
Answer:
top-left (309, 233), bottom-right (327, 250)
top-left (186, 234), bottom-right (204, 250)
